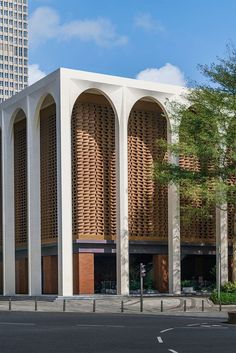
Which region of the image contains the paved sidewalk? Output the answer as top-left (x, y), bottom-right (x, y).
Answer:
top-left (0, 295), bottom-right (234, 317)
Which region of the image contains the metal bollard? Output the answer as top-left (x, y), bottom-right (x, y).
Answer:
top-left (202, 300), bottom-right (204, 312)
top-left (161, 300), bottom-right (163, 312)
top-left (35, 297), bottom-right (38, 312)
top-left (93, 299), bottom-right (96, 313)
top-left (219, 301), bottom-right (222, 312)
top-left (121, 300), bottom-right (124, 313)
top-left (9, 298), bottom-right (11, 311)
top-left (63, 299), bottom-right (66, 312)
top-left (184, 300), bottom-right (187, 312)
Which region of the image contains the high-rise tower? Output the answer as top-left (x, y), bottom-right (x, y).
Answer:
top-left (0, 0), bottom-right (28, 102)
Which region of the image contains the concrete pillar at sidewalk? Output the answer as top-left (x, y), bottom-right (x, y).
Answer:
top-left (168, 183), bottom-right (181, 294)
top-left (153, 255), bottom-right (168, 292)
top-left (216, 206), bottom-right (228, 286)
top-left (27, 99), bottom-right (42, 296)
top-left (116, 88), bottom-right (129, 296)
top-left (2, 111), bottom-right (15, 295)
top-left (57, 86), bottom-right (73, 297)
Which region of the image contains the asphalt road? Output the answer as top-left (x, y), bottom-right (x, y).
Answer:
top-left (0, 312), bottom-right (235, 353)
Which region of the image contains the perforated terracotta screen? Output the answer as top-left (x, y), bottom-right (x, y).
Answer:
top-left (72, 93), bottom-right (116, 240)
top-left (40, 104), bottom-right (58, 244)
top-left (179, 155), bottom-right (216, 244)
top-left (128, 101), bottom-right (168, 241)
top-left (14, 118), bottom-right (27, 247)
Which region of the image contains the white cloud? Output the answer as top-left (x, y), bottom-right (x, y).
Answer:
top-left (29, 6), bottom-right (128, 48)
top-left (136, 63), bottom-right (186, 86)
top-left (62, 19), bottom-right (128, 47)
top-left (28, 64), bottom-right (46, 85)
top-left (134, 13), bottom-right (165, 32)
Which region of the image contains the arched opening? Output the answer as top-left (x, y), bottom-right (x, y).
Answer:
top-left (128, 98), bottom-right (168, 293)
top-left (0, 128), bottom-right (2, 294)
top-left (71, 90), bottom-right (117, 294)
top-left (14, 110), bottom-right (28, 294)
top-left (179, 113), bottom-right (216, 291)
top-left (39, 94), bottom-right (58, 294)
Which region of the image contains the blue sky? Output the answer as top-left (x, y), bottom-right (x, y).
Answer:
top-left (28, 0), bottom-right (236, 86)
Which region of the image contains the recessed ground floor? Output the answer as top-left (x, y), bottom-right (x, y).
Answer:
top-left (0, 242), bottom-right (232, 295)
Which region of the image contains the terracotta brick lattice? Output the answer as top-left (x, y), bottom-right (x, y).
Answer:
top-left (72, 95), bottom-right (116, 240)
top-left (40, 105), bottom-right (58, 244)
top-left (14, 119), bottom-right (27, 247)
top-left (128, 103), bottom-right (168, 241)
top-left (179, 155), bottom-right (216, 244)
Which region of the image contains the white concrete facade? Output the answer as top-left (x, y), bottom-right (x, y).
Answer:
top-left (0, 68), bottom-right (229, 296)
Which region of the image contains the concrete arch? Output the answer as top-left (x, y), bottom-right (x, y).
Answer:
top-left (38, 93), bottom-right (58, 295)
top-left (71, 88), bottom-right (118, 294)
top-left (127, 95), bottom-right (171, 144)
top-left (70, 88), bottom-right (119, 129)
top-left (34, 92), bottom-right (57, 125)
top-left (127, 95), bottom-right (169, 292)
top-left (13, 109), bottom-right (28, 294)
top-left (8, 107), bottom-right (27, 136)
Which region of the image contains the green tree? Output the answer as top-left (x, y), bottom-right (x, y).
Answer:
top-left (154, 46), bottom-right (236, 280)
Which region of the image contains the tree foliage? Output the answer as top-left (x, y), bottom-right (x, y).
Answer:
top-left (154, 46), bottom-right (236, 218)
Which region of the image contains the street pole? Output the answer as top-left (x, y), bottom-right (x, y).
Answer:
top-left (217, 246), bottom-right (221, 308)
top-left (140, 263), bottom-right (143, 312)
top-left (140, 263), bottom-right (146, 312)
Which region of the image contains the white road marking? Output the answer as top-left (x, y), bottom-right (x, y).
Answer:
top-left (157, 336), bottom-right (163, 343)
top-left (201, 325), bottom-right (211, 328)
top-left (76, 324), bottom-right (125, 328)
top-left (168, 349), bottom-right (178, 353)
top-left (160, 328), bottom-right (173, 333)
top-left (0, 322), bottom-right (35, 326)
top-left (187, 323), bottom-right (198, 327)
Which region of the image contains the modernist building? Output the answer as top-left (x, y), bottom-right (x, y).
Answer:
top-left (0, 68), bottom-right (233, 296)
top-left (0, 0), bottom-right (28, 102)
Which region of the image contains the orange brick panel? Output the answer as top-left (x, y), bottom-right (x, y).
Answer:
top-left (15, 258), bottom-right (28, 294)
top-left (42, 255), bottom-right (58, 294)
top-left (153, 254), bottom-right (168, 293)
top-left (74, 253), bottom-right (94, 295)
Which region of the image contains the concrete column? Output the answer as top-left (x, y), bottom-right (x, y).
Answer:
top-left (116, 88), bottom-right (129, 295)
top-left (57, 81), bottom-right (73, 296)
top-left (2, 111), bottom-right (15, 295)
top-left (216, 206), bottom-right (228, 287)
top-left (27, 98), bottom-right (41, 295)
top-left (168, 182), bottom-right (181, 294)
